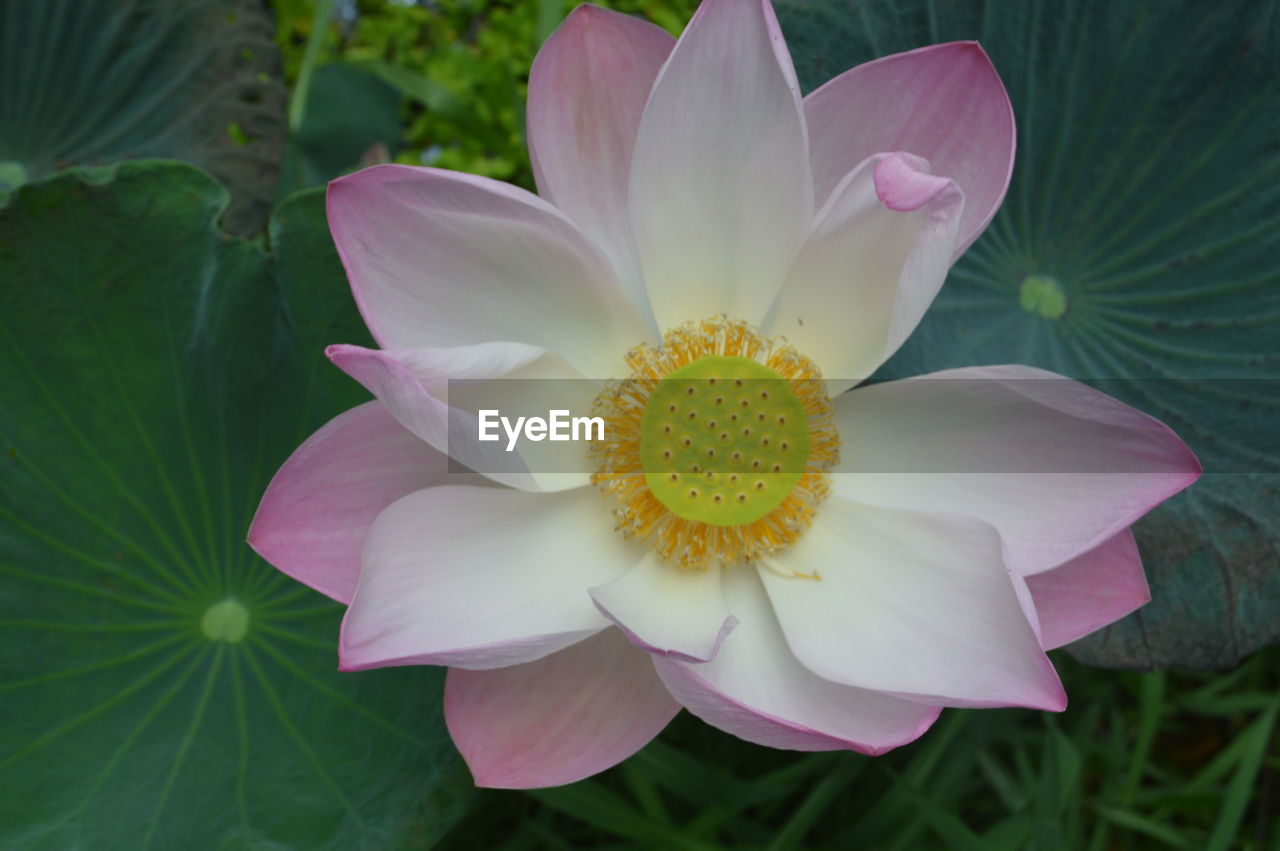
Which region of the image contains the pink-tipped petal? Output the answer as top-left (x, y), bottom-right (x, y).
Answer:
top-left (248, 402), bottom-right (486, 604)
top-left (326, 342), bottom-right (596, 492)
top-left (832, 365), bottom-right (1202, 576)
top-left (654, 568), bottom-right (941, 753)
top-left (765, 152), bottom-right (964, 391)
top-left (446, 629), bottom-right (679, 789)
top-left (761, 500), bottom-right (1066, 711)
top-left (529, 5), bottom-right (674, 305)
top-left (804, 41), bottom-right (1015, 254)
top-left (628, 0), bottom-right (813, 328)
top-left (1027, 529), bottom-right (1150, 650)
top-left (326, 164), bottom-right (650, 377)
top-left (340, 486), bottom-right (640, 672)
top-left (590, 554), bottom-right (737, 662)
top-left (874, 152), bottom-right (956, 211)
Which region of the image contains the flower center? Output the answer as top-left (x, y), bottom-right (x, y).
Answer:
top-left (640, 356), bottom-right (810, 526)
top-left (592, 317), bottom-right (838, 570)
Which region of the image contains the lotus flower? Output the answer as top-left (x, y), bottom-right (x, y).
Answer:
top-left (249, 0), bottom-right (1200, 788)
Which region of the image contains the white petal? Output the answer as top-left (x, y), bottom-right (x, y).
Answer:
top-left (590, 554), bottom-right (736, 662)
top-left (760, 499), bottom-right (1065, 710)
top-left (629, 0), bottom-right (813, 328)
top-left (327, 164), bottom-right (651, 377)
top-left (764, 153), bottom-right (963, 392)
top-left (654, 567), bottom-right (941, 752)
top-left (327, 342), bottom-right (598, 492)
top-left (528, 5), bottom-right (674, 310)
top-left (831, 365), bottom-right (1200, 575)
top-left (341, 485), bottom-right (640, 671)
top-left (248, 401), bottom-right (489, 605)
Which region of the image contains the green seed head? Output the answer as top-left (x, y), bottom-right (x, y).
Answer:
top-left (639, 356), bottom-right (810, 526)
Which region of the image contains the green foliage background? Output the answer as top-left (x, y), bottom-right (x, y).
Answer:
top-left (0, 0), bottom-right (1277, 849)
top-left (271, 0), bottom-right (698, 187)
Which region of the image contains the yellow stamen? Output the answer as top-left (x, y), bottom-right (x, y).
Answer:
top-left (591, 317), bottom-right (838, 570)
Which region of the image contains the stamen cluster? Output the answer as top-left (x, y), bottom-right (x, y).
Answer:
top-left (591, 317), bottom-right (838, 570)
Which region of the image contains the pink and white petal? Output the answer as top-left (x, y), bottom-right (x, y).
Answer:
top-left (654, 567), bottom-right (941, 753)
top-left (805, 41), bottom-right (1014, 255)
top-left (248, 402), bottom-right (488, 605)
top-left (590, 554), bottom-right (737, 662)
top-left (327, 164), bottom-right (651, 377)
top-left (445, 629), bottom-right (679, 789)
top-left (340, 485), bottom-right (640, 672)
top-left (629, 0), bottom-right (813, 328)
top-left (1027, 529), bottom-right (1150, 650)
top-left (760, 499), bottom-right (1066, 710)
top-left (528, 5), bottom-right (674, 307)
top-left (764, 152), bottom-right (963, 391)
top-left (832, 365), bottom-right (1201, 575)
top-left (327, 342), bottom-right (597, 492)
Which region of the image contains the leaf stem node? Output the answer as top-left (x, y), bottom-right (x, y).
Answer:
top-left (201, 598), bottom-right (251, 643)
top-left (1019, 275), bottom-right (1067, 319)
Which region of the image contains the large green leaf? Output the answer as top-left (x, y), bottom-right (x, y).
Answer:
top-left (0, 0), bottom-right (286, 235)
top-left (0, 162), bottom-right (471, 848)
top-left (777, 0), bottom-right (1280, 670)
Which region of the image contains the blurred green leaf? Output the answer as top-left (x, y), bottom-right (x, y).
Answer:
top-left (279, 62), bottom-right (402, 196)
top-left (1034, 727), bottom-right (1083, 850)
top-left (288, 0), bottom-right (336, 132)
top-left (345, 59), bottom-right (507, 150)
top-left (765, 756), bottom-right (863, 851)
top-left (883, 767), bottom-right (990, 851)
top-left (529, 782), bottom-right (719, 851)
top-left (535, 0), bottom-right (566, 46)
top-left (982, 816), bottom-right (1036, 851)
top-left (1123, 673), bottom-right (1168, 805)
top-left (1093, 804), bottom-right (1197, 849)
top-left (976, 751), bottom-right (1026, 812)
top-left (1206, 699), bottom-right (1278, 851)
top-left (274, 0), bottom-right (701, 187)
top-left (778, 0), bottom-right (1280, 671)
top-left (0, 161), bottom-right (472, 848)
top-left (0, 0), bottom-right (286, 235)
